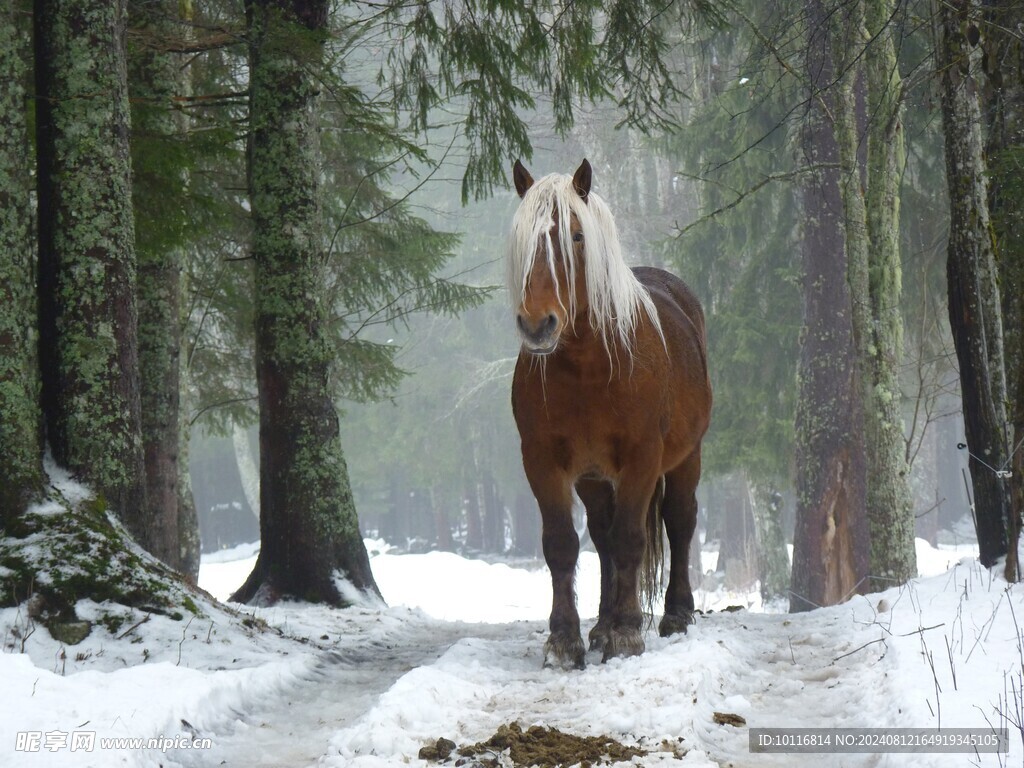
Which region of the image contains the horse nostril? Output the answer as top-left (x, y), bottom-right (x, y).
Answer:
top-left (518, 313), bottom-right (558, 344)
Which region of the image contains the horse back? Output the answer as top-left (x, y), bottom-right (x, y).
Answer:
top-left (633, 266), bottom-right (708, 374)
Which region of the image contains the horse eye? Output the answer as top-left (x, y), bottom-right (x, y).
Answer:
top-left (572, 231), bottom-right (584, 243)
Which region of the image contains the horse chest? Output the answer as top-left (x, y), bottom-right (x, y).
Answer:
top-left (513, 360), bottom-right (669, 477)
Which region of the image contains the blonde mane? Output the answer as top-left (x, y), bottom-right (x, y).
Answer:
top-left (507, 172), bottom-right (662, 357)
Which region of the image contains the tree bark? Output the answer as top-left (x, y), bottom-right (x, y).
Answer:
top-left (232, 0), bottom-right (381, 605)
top-left (791, 0), bottom-right (869, 612)
top-left (0, 0), bottom-right (44, 524)
top-left (937, 0), bottom-right (1012, 567)
top-left (128, 0), bottom-right (201, 578)
top-left (982, 0), bottom-right (1024, 581)
top-left (750, 483), bottom-right (790, 602)
top-left (34, 0), bottom-right (150, 537)
top-left (860, 0), bottom-right (916, 586)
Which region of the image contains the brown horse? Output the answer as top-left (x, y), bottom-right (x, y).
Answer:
top-left (509, 159), bottom-right (712, 668)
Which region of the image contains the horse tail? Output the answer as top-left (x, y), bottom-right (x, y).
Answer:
top-left (640, 474), bottom-right (666, 621)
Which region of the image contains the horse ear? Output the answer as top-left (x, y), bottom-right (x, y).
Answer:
top-left (572, 159), bottom-right (592, 202)
top-left (513, 160), bottom-right (534, 198)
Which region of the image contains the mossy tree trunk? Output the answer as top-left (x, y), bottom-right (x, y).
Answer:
top-left (983, 0), bottom-right (1024, 581)
top-left (790, 0), bottom-right (869, 613)
top-left (0, 0), bottom-right (44, 525)
top-left (127, 0), bottom-right (201, 580)
top-left (860, 0), bottom-right (916, 587)
top-left (803, 0), bottom-right (916, 593)
top-left (231, 0), bottom-right (381, 606)
top-left (937, 0), bottom-right (1012, 567)
top-left (34, 0), bottom-right (151, 541)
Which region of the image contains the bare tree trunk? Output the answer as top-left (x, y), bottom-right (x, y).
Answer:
top-left (464, 476), bottom-right (483, 550)
top-left (232, 425), bottom-right (261, 522)
top-left (34, 0), bottom-right (150, 538)
top-left (717, 476), bottom-right (756, 587)
top-left (232, 0), bottom-right (380, 606)
top-left (937, 0), bottom-right (1012, 567)
top-left (791, 0), bottom-right (869, 612)
top-left (511, 489), bottom-right (541, 557)
top-left (481, 469), bottom-right (504, 553)
top-left (0, 0), bottom-right (44, 524)
top-left (128, 0), bottom-right (202, 578)
top-left (750, 482), bottom-right (790, 602)
top-left (983, 0), bottom-right (1024, 581)
top-left (432, 486), bottom-right (454, 551)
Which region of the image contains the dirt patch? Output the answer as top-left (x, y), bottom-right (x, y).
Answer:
top-left (419, 722), bottom-right (647, 767)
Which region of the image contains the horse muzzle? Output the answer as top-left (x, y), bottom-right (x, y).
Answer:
top-left (517, 313), bottom-right (560, 355)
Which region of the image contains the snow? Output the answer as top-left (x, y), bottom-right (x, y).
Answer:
top-left (2, 534), bottom-right (1020, 768)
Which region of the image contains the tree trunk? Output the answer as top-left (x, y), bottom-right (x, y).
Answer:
top-left (511, 489), bottom-right (541, 557)
top-left (937, 0), bottom-right (1012, 567)
top-left (861, 0), bottom-right (916, 586)
top-left (791, 0), bottom-right (869, 612)
top-left (750, 482), bottom-right (790, 602)
top-left (232, 0), bottom-right (380, 606)
top-left (982, 0), bottom-right (1024, 581)
top-left (481, 469), bottom-right (504, 553)
top-left (128, 0), bottom-right (201, 578)
top-left (34, 0), bottom-right (150, 537)
top-left (464, 476), bottom-right (483, 551)
top-left (0, 0), bottom-right (44, 524)
top-left (717, 476), bottom-right (756, 588)
top-left (232, 424), bottom-right (261, 522)
top-left (432, 486), bottom-right (454, 551)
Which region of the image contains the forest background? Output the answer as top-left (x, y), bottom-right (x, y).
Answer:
top-left (1, 0), bottom-right (1022, 624)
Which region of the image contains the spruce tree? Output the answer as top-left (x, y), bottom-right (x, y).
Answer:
top-left (232, 0), bottom-right (381, 605)
top-left (34, 0), bottom-right (151, 540)
top-left (0, 0), bottom-right (44, 524)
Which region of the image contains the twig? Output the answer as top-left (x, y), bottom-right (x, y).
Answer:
top-left (832, 636), bottom-right (887, 663)
top-left (899, 623), bottom-right (945, 637)
top-left (945, 634), bottom-right (957, 691)
top-left (177, 616), bottom-right (196, 667)
top-left (117, 614), bottom-right (151, 640)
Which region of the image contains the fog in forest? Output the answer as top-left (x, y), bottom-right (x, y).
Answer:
top-left (190, 100), bottom-right (976, 588)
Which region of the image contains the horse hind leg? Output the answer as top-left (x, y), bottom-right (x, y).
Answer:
top-left (576, 477), bottom-right (615, 653)
top-left (659, 449), bottom-right (702, 637)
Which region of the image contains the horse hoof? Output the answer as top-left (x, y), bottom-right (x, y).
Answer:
top-left (588, 624), bottom-right (610, 653)
top-left (601, 628), bottom-right (645, 662)
top-left (544, 632), bottom-right (585, 670)
top-left (659, 610), bottom-right (694, 637)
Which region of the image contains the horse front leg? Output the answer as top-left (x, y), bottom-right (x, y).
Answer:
top-left (576, 477), bottom-right (615, 653)
top-left (527, 463), bottom-right (585, 669)
top-left (602, 466), bottom-right (661, 662)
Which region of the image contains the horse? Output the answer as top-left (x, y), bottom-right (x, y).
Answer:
top-left (508, 159), bottom-right (712, 669)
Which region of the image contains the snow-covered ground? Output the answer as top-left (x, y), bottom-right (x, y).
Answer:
top-left (2, 534), bottom-right (1020, 767)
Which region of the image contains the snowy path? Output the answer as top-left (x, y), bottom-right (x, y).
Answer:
top-left (5, 544), bottom-right (1017, 768)
top-left (314, 592), bottom-right (1005, 768)
top-left (164, 616), bottom-right (533, 768)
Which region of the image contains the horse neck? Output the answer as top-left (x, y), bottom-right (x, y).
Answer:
top-left (556, 314), bottom-right (641, 377)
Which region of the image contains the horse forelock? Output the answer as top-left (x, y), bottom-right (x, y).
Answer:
top-left (508, 173), bottom-right (662, 358)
